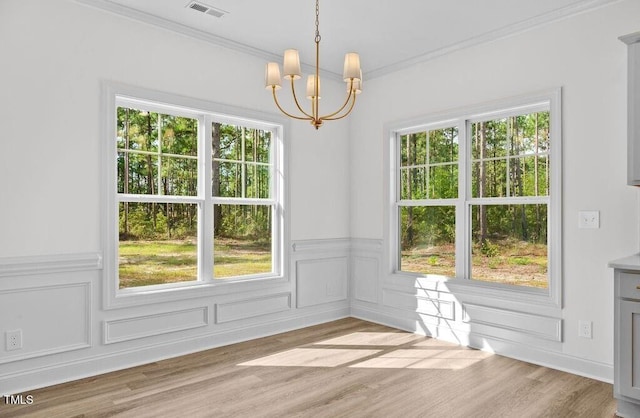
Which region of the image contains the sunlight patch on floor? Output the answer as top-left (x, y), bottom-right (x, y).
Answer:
top-left (238, 348), bottom-right (381, 368)
top-left (349, 348), bottom-right (492, 370)
top-left (239, 332), bottom-right (492, 371)
top-left (313, 332), bottom-right (424, 346)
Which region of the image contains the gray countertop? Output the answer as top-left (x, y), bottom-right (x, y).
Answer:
top-left (609, 254), bottom-right (640, 271)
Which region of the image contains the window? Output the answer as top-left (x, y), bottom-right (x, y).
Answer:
top-left (391, 91), bottom-right (561, 297)
top-left (107, 88), bottom-right (284, 297)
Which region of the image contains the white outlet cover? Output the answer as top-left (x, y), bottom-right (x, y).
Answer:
top-left (5, 329), bottom-right (22, 351)
top-left (578, 210), bottom-right (599, 229)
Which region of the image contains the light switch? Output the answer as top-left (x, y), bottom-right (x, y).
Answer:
top-left (578, 210), bottom-right (599, 229)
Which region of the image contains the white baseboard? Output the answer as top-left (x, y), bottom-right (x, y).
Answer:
top-left (1, 307), bottom-right (350, 395)
top-left (351, 304), bottom-right (613, 383)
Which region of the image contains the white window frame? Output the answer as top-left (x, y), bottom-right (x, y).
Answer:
top-left (384, 89), bottom-right (562, 307)
top-left (102, 83), bottom-right (288, 309)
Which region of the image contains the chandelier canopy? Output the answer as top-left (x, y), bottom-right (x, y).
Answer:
top-left (264, 0), bottom-right (362, 130)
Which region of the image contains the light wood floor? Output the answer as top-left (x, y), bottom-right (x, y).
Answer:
top-left (1, 318), bottom-right (616, 418)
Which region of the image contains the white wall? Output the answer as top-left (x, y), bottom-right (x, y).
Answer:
top-left (349, 0), bottom-right (640, 380)
top-left (1, 0), bottom-right (638, 394)
top-left (0, 0), bottom-right (351, 393)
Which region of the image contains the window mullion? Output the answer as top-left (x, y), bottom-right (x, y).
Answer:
top-left (457, 119), bottom-right (469, 280)
top-left (201, 115), bottom-right (214, 283)
top-left (394, 132), bottom-right (402, 271)
top-left (157, 114), bottom-right (163, 196)
top-left (272, 127), bottom-right (281, 276)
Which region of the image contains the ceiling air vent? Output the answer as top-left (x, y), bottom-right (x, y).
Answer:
top-left (186, 1), bottom-right (228, 18)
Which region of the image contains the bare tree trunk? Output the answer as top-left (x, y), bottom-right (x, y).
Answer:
top-left (212, 122), bottom-right (222, 235)
top-left (535, 113), bottom-right (541, 241)
top-left (478, 122), bottom-right (487, 244)
top-left (513, 117), bottom-right (528, 241)
top-left (124, 109), bottom-right (130, 238)
top-left (405, 134), bottom-right (414, 247)
top-left (146, 113), bottom-right (156, 230)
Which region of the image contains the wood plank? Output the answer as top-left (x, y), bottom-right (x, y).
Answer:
top-left (0, 318), bottom-right (617, 417)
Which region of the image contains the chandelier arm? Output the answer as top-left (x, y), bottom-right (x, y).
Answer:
top-left (289, 77), bottom-right (314, 119)
top-left (322, 92), bottom-right (357, 121)
top-left (319, 79), bottom-right (355, 120)
top-left (271, 87), bottom-right (312, 121)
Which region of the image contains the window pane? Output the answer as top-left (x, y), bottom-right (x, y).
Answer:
top-left (471, 111), bottom-right (550, 197)
top-left (117, 109), bottom-right (198, 197)
top-left (160, 115), bottom-right (197, 156)
top-left (472, 159), bottom-right (507, 198)
top-left (118, 202), bottom-right (198, 289)
top-left (245, 128), bottom-right (271, 163)
top-left (161, 156), bottom-right (197, 196)
top-left (508, 155), bottom-right (549, 197)
top-left (399, 206), bottom-right (455, 277)
top-left (246, 164), bottom-right (270, 199)
top-left (429, 127), bottom-right (458, 164)
top-left (117, 107), bottom-right (159, 152)
top-left (216, 124), bottom-right (242, 161)
top-left (471, 204), bottom-right (548, 289)
top-left (400, 132), bottom-right (427, 167)
top-left (215, 161), bottom-right (241, 197)
top-left (213, 204), bottom-right (272, 279)
top-left (471, 119), bottom-right (508, 160)
top-left (118, 152), bottom-right (159, 195)
top-left (429, 164), bottom-right (458, 199)
top-left (512, 112), bottom-right (550, 155)
top-left (256, 130), bottom-right (271, 163)
top-left (400, 167), bottom-right (427, 200)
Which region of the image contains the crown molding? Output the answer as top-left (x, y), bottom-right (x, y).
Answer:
top-left (73, 0), bottom-right (344, 82)
top-left (76, 0), bottom-right (621, 82)
top-left (366, 0), bottom-right (622, 79)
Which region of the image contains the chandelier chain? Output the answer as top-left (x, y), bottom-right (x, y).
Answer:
top-left (314, 0), bottom-right (321, 43)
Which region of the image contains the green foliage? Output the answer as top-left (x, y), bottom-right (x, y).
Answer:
top-left (215, 204), bottom-right (271, 241)
top-left (117, 108), bottom-right (273, 244)
top-left (119, 202), bottom-right (197, 241)
top-left (471, 112), bottom-right (550, 199)
top-left (480, 240), bottom-right (499, 257)
top-left (510, 257), bottom-right (531, 266)
top-left (400, 127), bottom-right (459, 200)
top-left (117, 108), bottom-right (198, 197)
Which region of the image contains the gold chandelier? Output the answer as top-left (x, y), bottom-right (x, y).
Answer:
top-left (264, 0), bottom-right (362, 130)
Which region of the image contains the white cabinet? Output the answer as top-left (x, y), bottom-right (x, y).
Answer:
top-left (620, 32), bottom-right (640, 186)
top-left (613, 267), bottom-right (640, 417)
top-left (619, 299), bottom-right (640, 399)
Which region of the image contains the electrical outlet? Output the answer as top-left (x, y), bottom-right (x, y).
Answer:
top-left (5, 329), bottom-right (22, 351)
top-left (578, 320), bottom-right (592, 339)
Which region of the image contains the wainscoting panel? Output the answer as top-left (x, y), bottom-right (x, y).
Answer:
top-left (296, 257), bottom-right (348, 308)
top-left (215, 293), bottom-right (291, 324)
top-left (462, 303), bottom-right (562, 342)
top-left (352, 256), bottom-right (379, 304)
top-left (0, 283), bottom-right (91, 363)
top-left (104, 306), bottom-right (209, 344)
top-left (382, 288), bottom-right (456, 320)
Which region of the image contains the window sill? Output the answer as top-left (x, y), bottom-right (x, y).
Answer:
top-left (383, 271), bottom-right (560, 311)
top-left (106, 274), bottom-right (289, 310)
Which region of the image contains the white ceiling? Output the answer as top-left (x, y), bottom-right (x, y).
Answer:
top-left (80, 0), bottom-right (617, 80)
